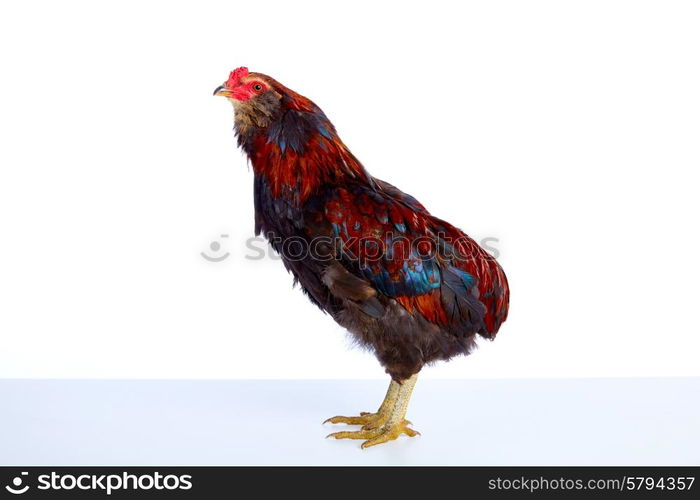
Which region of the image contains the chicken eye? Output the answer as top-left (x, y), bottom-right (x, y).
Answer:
top-left (253, 83), bottom-right (263, 92)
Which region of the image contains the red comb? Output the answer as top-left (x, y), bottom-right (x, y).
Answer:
top-left (225, 67), bottom-right (249, 89)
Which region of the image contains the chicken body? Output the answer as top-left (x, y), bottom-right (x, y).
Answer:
top-left (214, 68), bottom-right (509, 447)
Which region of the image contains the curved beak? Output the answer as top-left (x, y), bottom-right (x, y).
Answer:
top-left (213, 85), bottom-right (232, 97)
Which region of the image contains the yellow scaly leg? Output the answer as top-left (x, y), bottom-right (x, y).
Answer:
top-left (326, 374), bottom-right (420, 448)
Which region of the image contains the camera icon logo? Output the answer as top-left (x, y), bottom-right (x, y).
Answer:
top-left (5, 472), bottom-right (29, 495)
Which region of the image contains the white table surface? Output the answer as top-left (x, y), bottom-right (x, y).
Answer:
top-left (1, 378), bottom-right (698, 465)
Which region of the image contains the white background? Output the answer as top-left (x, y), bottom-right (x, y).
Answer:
top-left (1, 0), bottom-right (698, 380)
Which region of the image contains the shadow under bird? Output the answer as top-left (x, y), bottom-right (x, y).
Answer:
top-left (214, 67), bottom-right (510, 448)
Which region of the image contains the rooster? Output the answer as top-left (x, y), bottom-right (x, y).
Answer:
top-left (214, 67), bottom-right (509, 448)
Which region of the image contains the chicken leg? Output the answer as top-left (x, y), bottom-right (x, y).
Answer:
top-left (325, 374), bottom-right (420, 448)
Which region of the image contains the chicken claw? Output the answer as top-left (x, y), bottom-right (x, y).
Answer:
top-left (323, 411), bottom-right (405, 430)
top-left (326, 420), bottom-right (420, 448)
